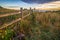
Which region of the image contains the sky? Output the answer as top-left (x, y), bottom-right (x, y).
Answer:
top-left (0, 0), bottom-right (60, 10)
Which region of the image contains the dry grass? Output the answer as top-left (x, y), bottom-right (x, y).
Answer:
top-left (21, 11), bottom-right (60, 40)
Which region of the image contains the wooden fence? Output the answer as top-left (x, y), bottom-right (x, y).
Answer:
top-left (0, 8), bottom-right (34, 29)
top-left (0, 7), bottom-right (35, 39)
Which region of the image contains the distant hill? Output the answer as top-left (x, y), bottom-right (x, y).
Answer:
top-left (0, 6), bottom-right (3, 8)
top-left (0, 6), bottom-right (19, 14)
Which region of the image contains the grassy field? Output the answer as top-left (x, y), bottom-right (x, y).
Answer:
top-left (0, 7), bottom-right (60, 40)
top-left (20, 11), bottom-right (60, 40)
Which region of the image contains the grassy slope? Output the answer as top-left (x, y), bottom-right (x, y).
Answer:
top-left (0, 6), bottom-right (19, 14)
top-left (0, 6), bottom-right (60, 40)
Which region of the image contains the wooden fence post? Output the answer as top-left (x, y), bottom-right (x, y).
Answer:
top-left (20, 7), bottom-right (23, 33)
top-left (30, 7), bottom-right (33, 14)
top-left (33, 8), bottom-right (35, 12)
top-left (20, 7), bottom-right (23, 19)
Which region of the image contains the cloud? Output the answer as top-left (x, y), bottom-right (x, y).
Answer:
top-left (35, 1), bottom-right (60, 10)
top-left (21, 0), bottom-right (60, 4)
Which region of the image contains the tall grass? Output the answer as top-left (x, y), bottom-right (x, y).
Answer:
top-left (0, 10), bottom-right (60, 40)
top-left (20, 11), bottom-right (60, 40)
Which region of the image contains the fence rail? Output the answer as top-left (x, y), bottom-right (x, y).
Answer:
top-left (0, 12), bottom-right (20, 18)
top-left (0, 13), bottom-right (31, 29)
top-left (0, 18), bottom-right (21, 29)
